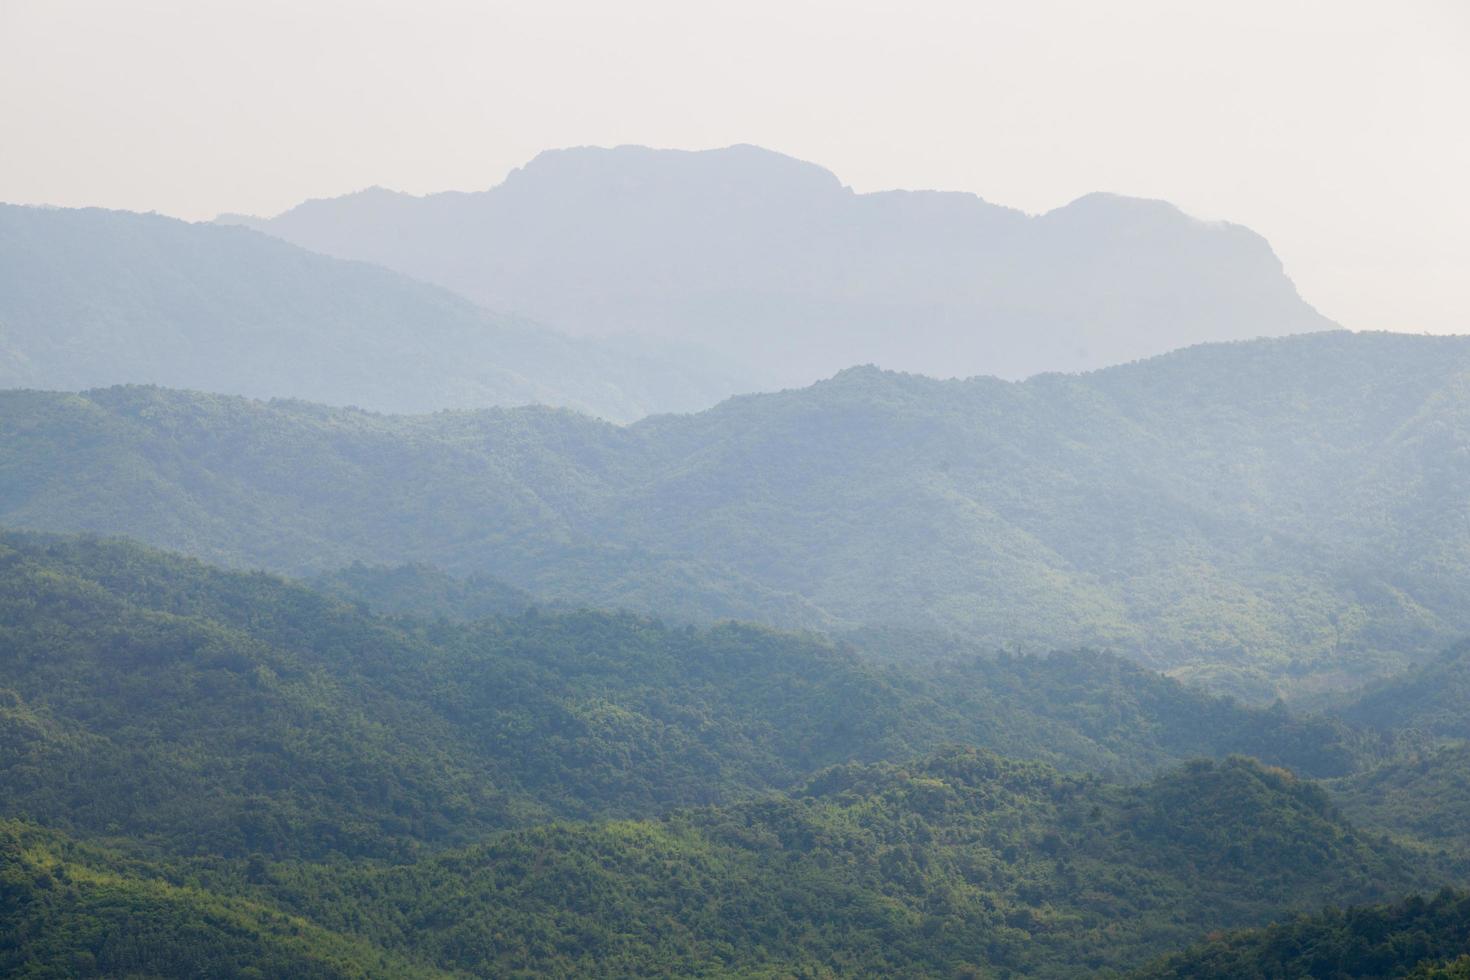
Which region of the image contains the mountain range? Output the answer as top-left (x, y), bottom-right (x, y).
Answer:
top-left (222, 143), bottom-right (1336, 386)
top-left (2, 530), bottom-right (1457, 978)
top-left (6, 330), bottom-right (1470, 699)
top-left (9, 140), bottom-right (1470, 977)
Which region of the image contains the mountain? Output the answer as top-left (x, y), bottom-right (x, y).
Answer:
top-left (1337, 641), bottom-right (1470, 742)
top-left (5, 332), bottom-right (1470, 696)
top-left (0, 821), bottom-right (433, 979)
top-left (0, 531), bottom-right (1359, 865)
top-left (1323, 644), bottom-right (1470, 855)
top-left (310, 561), bottom-right (538, 620)
top-left (1332, 744), bottom-right (1470, 856)
top-left (0, 532), bottom-right (1451, 976)
top-left (4, 753), bottom-right (1429, 978)
top-left (221, 144), bottom-right (1337, 386)
top-left (234, 752), bottom-right (1430, 977)
top-left (0, 202), bottom-right (753, 420)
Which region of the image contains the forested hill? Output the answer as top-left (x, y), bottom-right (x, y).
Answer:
top-left (251, 752), bottom-right (1428, 978)
top-left (0, 202), bottom-right (749, 420)
top-left (0, 821), bottom-right (437, 979)
top-left (5, 331), bottom-right (1470, 697)
top-left (0, 531), bottom-right (1360, 862)
top-left (1337, 640), bottom-right (1470, 742)
top-left (2, 754), bottom-right (1432, 978)
top-left (1, 532), bottom-right (1458, 976)
top-left (1316, 643), bottom-right (1470, 855)
top-left (1134, 889), bottom-right (1470, 979)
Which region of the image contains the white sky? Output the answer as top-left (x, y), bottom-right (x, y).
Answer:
top-left (1, 0), bottom-right (1466, 333)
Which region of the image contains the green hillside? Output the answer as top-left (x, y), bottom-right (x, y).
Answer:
top-left (0, 531), bottom-right (1455, 976)
top-left (1308, 644), bottom-right (1470, 856)
top-left (4, 753), bottom-right (1431, 979)
top-left (1338, 641), bottom-right (1470, 742)
top-left (0, 531), bottom-right (1361, 865)
top-left (0, 821), bottom-right (436, 979)
top-left (4, 332), bottom-right (1470, 697)
top-left (254, 752), bottom-right (1425, 978)
top-left (310, 561), bottom-right (536, 620)
top-left (1330, 744), bottom-right (1470, 856)
top-left (1134, 889), bottom-right (1470, 979)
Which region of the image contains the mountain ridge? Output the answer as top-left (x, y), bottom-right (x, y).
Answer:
top-left (220, 143), bottom-right (1335, 386)
top-left (0, 201), bottom-right (757, 421)
top-left (4, 330), bottom-right (1468, 697)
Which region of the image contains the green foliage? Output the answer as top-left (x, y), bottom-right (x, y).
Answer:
top-left (0, 820), bottom-right (438, 979)
top-left (4, 749), bottom-right (1430, 978)
top-left (1338, 641), bottom-right (1470, 742)
top-left (0, 531), bottom-right (1368, 864)
top-left (920, 651), bottom-right (1367, 779)
top-left (1332, 744), bottom-right (1470, 856)
top-left (0, 531), bottom-right (1458, 976)
top-left (1134, 888), bottom-right (1470, 979)
top-left (311, 561), bottom-right (535, 620)
top-left (1316, 644), bottom-right (1470, 857)
top-left (254, 752), bottom-right (1426, 978)
top-left (6, 332), bottom-right (1470, 696)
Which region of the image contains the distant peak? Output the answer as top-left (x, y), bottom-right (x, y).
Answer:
top-left (829, 364), bottom-right (889, 380)
top-left (503, 144), bottom-right (847, 196)
top-left (1045, 191), bottom-right (1192, 222)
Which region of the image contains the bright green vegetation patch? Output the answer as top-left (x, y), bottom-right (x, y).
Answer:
top-left (0, 821), bottom-right (440, 979)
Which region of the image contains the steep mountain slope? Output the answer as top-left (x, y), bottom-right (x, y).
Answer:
top-left (0, 203), bottom-right (750, 420)
top-left (4, 331), bottom-right (1470, 696)
top-left (222, 143), bottom-right (1336, 386)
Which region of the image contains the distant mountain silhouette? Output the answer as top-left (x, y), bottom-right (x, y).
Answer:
top-left (222, 144), bottom-right (1338, 384)
top-left (0, 203), bottom-right (753, 420)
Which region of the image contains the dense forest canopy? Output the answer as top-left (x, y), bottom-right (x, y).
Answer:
top-left (3, 531), bottom-right (1470, 976)
top-left (1135, 889), bottom-right (1470, 979)
top-left (0, 531), bottom-right (1365, 861)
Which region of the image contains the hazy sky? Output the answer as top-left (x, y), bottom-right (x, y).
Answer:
top-left (2, 0), bottom-right (1466, 334)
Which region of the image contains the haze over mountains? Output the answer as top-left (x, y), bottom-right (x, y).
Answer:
top-left (7, 330), bottom-right (1469, 701)
top-left (9, 0), bottom-right (1470, 967)
top-left (0, 203), bottom-right (749, 420)
top-left (2, 146), bottom-right (1341, 424)
top-left (222, 144), bottom-right (1337, 386)
top-left (10, 141), bottom-right (1470, 977)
